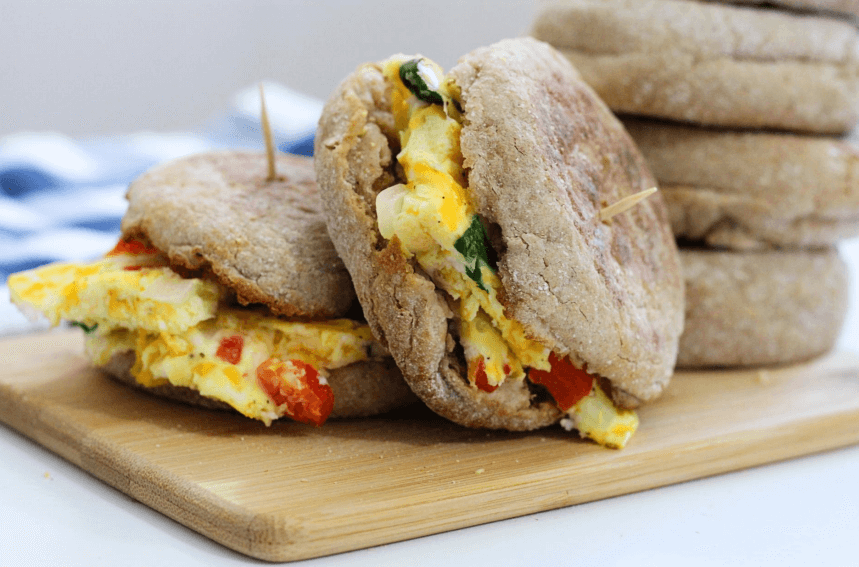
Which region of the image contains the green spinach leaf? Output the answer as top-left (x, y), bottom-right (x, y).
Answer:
top-left (70, 321), bottom-right (98, 334)
top-left (399, 59), bottom-right (444, 105)
top-left (454, 216), bottom-right (495, 292)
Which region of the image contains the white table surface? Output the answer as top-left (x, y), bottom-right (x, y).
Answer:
top-left (3, 239), bottom-right (858, 566)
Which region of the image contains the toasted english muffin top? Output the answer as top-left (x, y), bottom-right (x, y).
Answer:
top-left (530, 0), bottom-right (859, 133)
top-left (122, 151), bottom-right (357, 319)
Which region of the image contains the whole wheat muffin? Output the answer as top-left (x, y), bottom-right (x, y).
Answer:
top-left (530, 0), bottom-right (859, 133)
top-left (9, 151), bottom-right (416, 425)
top-left (623, 118), bottom-right (859, 250)
top-left (678, 248), bottom-right (848, 367)
top-left (314, 38), bottom-right (683, 446)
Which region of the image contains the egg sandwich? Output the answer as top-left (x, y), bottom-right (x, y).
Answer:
top-left (314, 38), bottom-right (684, 448)
top-left (8, 151), bottom-right (415, 426)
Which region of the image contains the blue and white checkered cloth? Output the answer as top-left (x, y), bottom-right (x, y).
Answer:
top-left (0, 83), bottom-right (320, 335)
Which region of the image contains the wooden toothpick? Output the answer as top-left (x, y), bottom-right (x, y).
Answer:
top-left (599, 187), bottom-right (657, 222)
top-left (259, 82), bottom-right (277, 181)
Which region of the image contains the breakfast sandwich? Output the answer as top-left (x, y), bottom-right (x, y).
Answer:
top-left (529, 0), bottom-right (859, 134)
top-left (314, 38), bottom-right (684, 448)
top-left (8, 151), bottom-right (415, 426)
top-left (678, 248), bottom-right (847, 368)
top-left (622, 118), bottom-right (859, 250)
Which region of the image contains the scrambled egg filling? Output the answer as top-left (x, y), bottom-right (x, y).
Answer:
top-left (376, 57), bottom-right (638, 448)
top-left (8, 245), bottom-right (376, 426)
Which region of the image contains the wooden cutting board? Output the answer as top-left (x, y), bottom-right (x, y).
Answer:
top-left (1, 329), bottom-right (858, 561)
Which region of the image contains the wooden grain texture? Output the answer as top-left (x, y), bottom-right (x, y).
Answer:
top-left (1, 329), bottom-right (858, 561)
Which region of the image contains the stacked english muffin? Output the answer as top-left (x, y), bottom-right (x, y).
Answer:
top-left (531, 0), bottom-right (859, 367)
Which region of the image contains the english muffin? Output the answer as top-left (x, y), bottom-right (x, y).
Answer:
top-left (530, 0), bottom-right (859, 133)
top-left (8, 151), bottom-right (415, 425)
top-left (315, 38), bottom-right (684, 448)
top-left (623, 118), bottom-right (859, 250)
top-left (678, 248), bottom-right (848, 367)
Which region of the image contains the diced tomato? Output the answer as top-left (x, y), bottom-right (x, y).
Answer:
top-left (528, 352), bottom-right (594, 411)
top-left (472, 357), bottom-right (498, 393)
top-left (107, 237), bottom-right (161, 257)
top-left (216, 335), bottom-right (244, 365)
top-left (256, 358), bottom-right (334, 426)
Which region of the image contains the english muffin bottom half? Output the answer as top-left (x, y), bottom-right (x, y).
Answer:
top-left (678, 248), bottom-right (848, 368)
top-left (315, 38), bottom-right (684, 448)
top-left (8, 151), bottom-right (415, 426)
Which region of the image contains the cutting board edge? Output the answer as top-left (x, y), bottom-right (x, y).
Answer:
top-left (0, 377), bottom-right (304, 561)
top-left (6, 404), bottom-right (852, 563)
top-left (258, 407), bottom-right (859, 562)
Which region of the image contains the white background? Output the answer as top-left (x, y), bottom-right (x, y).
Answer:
top-left (2, 1), bottom-right (858, 565)
top-left (1, 0), bottom-right (538, 137)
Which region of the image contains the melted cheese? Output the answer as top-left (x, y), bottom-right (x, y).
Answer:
top-left (9, 250), bottom-right (375, 425)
